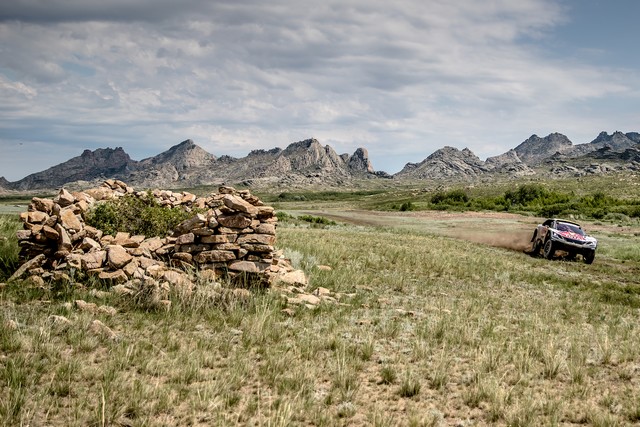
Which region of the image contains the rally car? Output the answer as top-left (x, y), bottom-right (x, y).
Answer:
top-left (530, 219), bottom-right (597, 264)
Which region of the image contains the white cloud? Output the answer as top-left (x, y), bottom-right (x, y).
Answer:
top-left (0, 0), bottom-right (638, 181)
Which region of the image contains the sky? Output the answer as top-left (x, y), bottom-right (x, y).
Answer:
top-left (1, 0), bottom-right (639, 181)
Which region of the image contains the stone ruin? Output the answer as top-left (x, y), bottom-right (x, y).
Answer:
top-left (9, 179), bottom-right (338, 311)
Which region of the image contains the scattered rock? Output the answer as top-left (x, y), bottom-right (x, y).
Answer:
top-left (97, 305), bottom-right (117, 316)
top-left (48, 315), bottom-right (72, 327)
top-left (281, 308), bottom-right (296, 317)
top-left (276, 270), bottom-right (308, 286)
top-left (313, 287), bottom-right (331, 296)
top-left (297, 293), bottom-right (321, 305)
top-left (4, 319), bottom-right (18, 330)
top-left (89, 289), bottom-right (110, 299)
top-left (75, 299), bottom-right (98, 313)
top-left (231, 288), bottom-right (252, 300)
top-left (88, 319), bottom-right (118, 340)
top-left (25, 275), bottom-right (46, 288)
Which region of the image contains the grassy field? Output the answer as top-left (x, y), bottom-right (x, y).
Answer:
top-left (2, 181), bottom-right (640, 426)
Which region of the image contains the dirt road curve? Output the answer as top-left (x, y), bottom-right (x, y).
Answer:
top-left (299, 209), bottom-right (537, 252)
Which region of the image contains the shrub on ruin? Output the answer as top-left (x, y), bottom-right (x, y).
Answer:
top-left (85, 193), bottom-right (199, 237)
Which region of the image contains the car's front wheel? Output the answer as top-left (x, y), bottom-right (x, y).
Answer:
top-left (543, 239), bottom-right (555, 260)
top-left (583, 250), bottom-right (595, 264)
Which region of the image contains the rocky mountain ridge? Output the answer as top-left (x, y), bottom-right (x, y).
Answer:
top-left (396, 131), bottom-right (639, 181)
top-left (2, 138), bottom-right (378, 191)
top-left (1, 131), bottom-right (638, 191)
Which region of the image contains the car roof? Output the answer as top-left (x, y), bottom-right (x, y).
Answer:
top-left (552, 219), bottom-right (582, 228)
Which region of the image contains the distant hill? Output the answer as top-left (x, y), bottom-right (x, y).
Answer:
top-left (8, 147), bottom-right (137, 191)
top-left (3, 138), bottom-right (381, 190)
top-left (395, 147), bottom-right (489, 180)
top-left (3, 131), bottom-right (639, 191)
top-left (395, 130), bottom-right (640, 181)
top-left (513, 133), bottom-right (573, 165)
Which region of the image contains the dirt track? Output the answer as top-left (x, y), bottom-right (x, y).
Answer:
top-left (446, 229), bottom-right (533, 252)
top-left (300, 209), bottom-right (540, 253)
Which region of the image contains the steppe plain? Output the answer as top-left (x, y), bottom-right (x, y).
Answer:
top-left (1, 174), bottom-right (640, 426)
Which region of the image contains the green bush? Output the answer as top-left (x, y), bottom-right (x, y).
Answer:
top-left (276, 211), bottom-right (293, 222)
top-left (85, 193), bottom-right (200, 237)
top-left (603, 212), bottom-right (631, 223)
top-left (431, 189), bottom-right (468, 205)
top-left (297, 214), bottom-right (337, 225)
top-left (504, 184), bottom-right (549, 205)
top-left (399, 201), bottom-right (415, 212)
top-left (0, 214), bottom-right (20, 280)
top-left (277, 192), bottom-right (307, 201)
top-left (273, 190), bottom-right (384, 203)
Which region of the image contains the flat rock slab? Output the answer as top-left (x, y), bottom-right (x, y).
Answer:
top-left (107, 245), bottom-right (133, 269)
top-left (8, 254), bottom-right (46, 281)
top-left (223, 194), bottom-right (258, 216)
top-left (228, 260), bottom-right (271, 273)
top-left (194, 250), bottom-right (236, 263)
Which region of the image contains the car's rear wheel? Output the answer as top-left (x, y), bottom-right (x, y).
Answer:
top-left (583, 250), bottom-right (595, 264)
top-left (543, 239), bottom-right (555, 260)
top-left (530, 233), bottom-right (541, 255)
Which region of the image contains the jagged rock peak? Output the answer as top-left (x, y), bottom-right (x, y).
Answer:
top-left (140, 139), bottom-right (216, 169)
top-left (486, 149), bottom-right (521, 165)
top-left (591, 131), bottom-right (629, 144)
top-left (347, 147), bottom-right (375, 173)
top-left (395, 146), bottom-right (487, 180)
top-left (277, 138), bottom-right (346, 174)
top-left (79, 146), bottom-right (127, 158)
top-left (427, 146), bottom-right (482, 162)
top-left (248, 147), bottom-right (282, 156)
top-left (592, 131), bottom-right (612, 144)
top-left (485, 150), bottom-right (534, 176)
top-left (283, 138), bottom-right (323, 152)
top-left (590, 131), bottom-right (633, 146)
top-left (626, 132), bottom-right (640, 143)
top-left (514, 132), bottom-right (573, 165)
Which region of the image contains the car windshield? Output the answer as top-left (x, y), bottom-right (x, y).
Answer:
top-left (556, 222), bottom-right (585, 236)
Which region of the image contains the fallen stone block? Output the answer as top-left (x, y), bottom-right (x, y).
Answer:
top-left (88, 319), bottom-right (118, 341)
top-left (8, 254), bottom-right (46, 281)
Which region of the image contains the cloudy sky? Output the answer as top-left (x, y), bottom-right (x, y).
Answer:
top-left (1, 0), bottom-right (639, 181)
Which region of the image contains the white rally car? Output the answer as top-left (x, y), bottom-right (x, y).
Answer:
top-left (530, 219), bottom-right (597, 264)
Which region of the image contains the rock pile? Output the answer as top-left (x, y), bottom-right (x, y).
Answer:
top-left (11, 179), bottom-right (305, 291)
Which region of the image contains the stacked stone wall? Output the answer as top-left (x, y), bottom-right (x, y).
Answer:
top-left (12, 179), bottom-right (294, 286)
